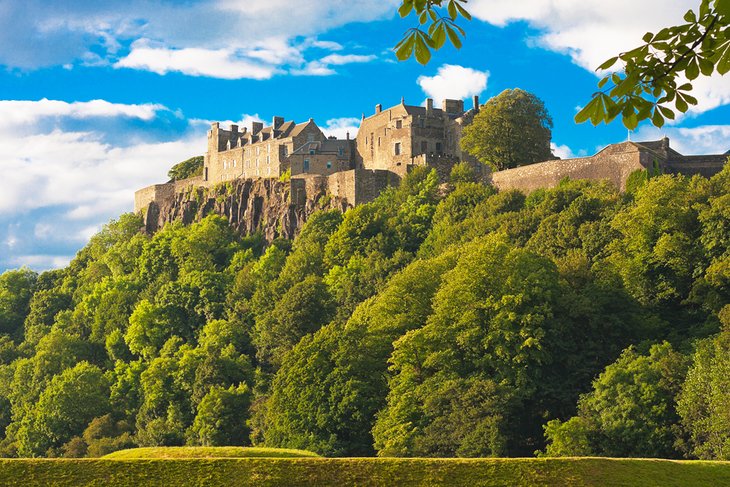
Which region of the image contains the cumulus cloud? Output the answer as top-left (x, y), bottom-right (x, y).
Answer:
top-left (0, 0), bottom-right (392, 78)
top-left (550, 143), bottom-right (575, 160)
top-left (468, 0), bottom-right (729, 114)
top-left (322, 118), bottom-right (361, 139)
top-left (634, 125), bottom-right (730, 155)
top-left (115, 43), bottom-right (282, 80)
top-left (292, 53), bottom-right (377, 77)
top-left (417, 64), bottom-right (489, 104)
top-left (0, 98), bottom-right (205, 271)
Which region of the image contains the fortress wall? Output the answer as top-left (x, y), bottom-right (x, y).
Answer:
top-left (354, 169), bottom-right (394, 204)
top-left (666, 156), bottom-right (727, 178)
top-left (491, 149), bottom-right (645, 193)
top-left (134, 183), bottom-right (175, 213)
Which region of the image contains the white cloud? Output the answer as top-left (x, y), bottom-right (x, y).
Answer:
top-left (0, 99), bottom-right (165, 131)
top-left (115, 41), bottom-right (282, 80)
top-left (551, 143), bottom-right (574, 159)
top-left (293, 52), bottom-right (377, 77)
top-left (9, 254), bottom-right (73, 271)
top-left (634, 125), bottom-right (730, 155)
top-left (323, 117), bottom-right (360, 139)
top-left (468, 0), bottom-right (729, 114)
top-left (0, 0), bottom-right (396, 77)
top-left (417, 64), bottom-right (489, 104)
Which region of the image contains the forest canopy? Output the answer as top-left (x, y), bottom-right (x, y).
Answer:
top-left (0, 162), bottom-right (728, 459)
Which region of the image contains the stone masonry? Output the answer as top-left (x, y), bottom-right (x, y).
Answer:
top-left (134, 97), bottom-right (727, 217)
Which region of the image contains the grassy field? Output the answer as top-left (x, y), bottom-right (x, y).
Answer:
top-left (103, 446), bottom-right (320, 459)
top-left (1, 457), bottom-right (729, 486)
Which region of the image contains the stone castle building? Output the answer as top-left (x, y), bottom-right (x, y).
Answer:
top-left (134, 97), bottom-right (727, 214)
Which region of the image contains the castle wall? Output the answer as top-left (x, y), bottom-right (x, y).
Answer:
top-left (134, 183), bottom-right (175, 213)
top-left (490, 146), bottom-right (645, 193)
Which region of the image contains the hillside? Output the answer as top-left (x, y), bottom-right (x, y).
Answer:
top-left (1, 457), bottom-right (729, 486)
top-left (0, 164), bottom-right (728, 461)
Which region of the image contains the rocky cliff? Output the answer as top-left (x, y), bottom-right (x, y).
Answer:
top-left (141, 178), bottom-right (349, 240)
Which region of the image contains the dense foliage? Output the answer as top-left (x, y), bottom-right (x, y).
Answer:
top-left (460, 89), bottom-right (554, 171)
top-left (168, 156), bottom-right (204, 181)
top-left (0, 163), bottom-right (728, 459)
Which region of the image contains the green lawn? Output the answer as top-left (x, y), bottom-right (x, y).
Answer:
top-left (102, 446), bottom-right (320, 459)
top-left (0, 457), bottom-right (728, 486)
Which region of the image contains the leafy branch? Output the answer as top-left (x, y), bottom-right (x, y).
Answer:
top-left (394, 0), bottom-right (472, 64)
top-left (576, 0), bottom-right (729, 129)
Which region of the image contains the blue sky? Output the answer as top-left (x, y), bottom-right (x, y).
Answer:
top-left (1, 0), bottom-right (728, 272)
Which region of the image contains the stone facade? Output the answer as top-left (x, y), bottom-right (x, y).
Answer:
top-left (134, 97), bottom-right (727, 217)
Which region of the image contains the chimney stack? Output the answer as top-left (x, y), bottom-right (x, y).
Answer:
top-left (346, 131), bottom-right (350, 140)
top-left (473, 95), bottom-right (480, 112)
top-left (272, 116), bottom-right (284, 130)
top-left (252, 121), bottom-right (263, 135)
top-left (375, 104), bottom-right (382, 113)
top-left (426, 98), bottom-right (433, 115)
top-left (231, 124), bottom-right (239, 134)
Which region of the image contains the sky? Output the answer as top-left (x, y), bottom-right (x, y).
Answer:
top-left (1, 0), bottom-right (729, 273)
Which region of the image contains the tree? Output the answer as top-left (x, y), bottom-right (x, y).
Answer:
top-left (394, 1), bottom-right (729, 129)
top-left (460, 89), bottom-right (553, 171)
top-left (543, 343), bottom-right (689, 459)
top-left (168, 155), bottom-right (204, 181)
top-left (676, 306), bottom-right (730, 459)
top-left (189, 384), bottom-right (251, 446)
top-left (16, 362), bottom-right (111, 457)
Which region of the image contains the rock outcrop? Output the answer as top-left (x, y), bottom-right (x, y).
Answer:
top-left (141, 178), bottom-right (349, 240)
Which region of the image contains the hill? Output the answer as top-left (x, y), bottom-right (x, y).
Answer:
top-left (102, 446), bottom-right (319, 459)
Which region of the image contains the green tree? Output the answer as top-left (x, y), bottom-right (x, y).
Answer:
top-left (460, 89), bottom-right (553, 171)
top-left (677, 306), bottom-right (730, 459)
top-left (168, 155), bottom-right (204, 181)
top-left (189, 384), bottom-right (251, 446)
top-left (543, 343), bottom-right (688, 458)
top-left (16, 362), bottom-right (111, 457)
top-left (0, 268), bottom-right (37, 337)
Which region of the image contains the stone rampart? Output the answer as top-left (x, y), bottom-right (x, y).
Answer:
top-left (490, 146), bottom-right (645, 193)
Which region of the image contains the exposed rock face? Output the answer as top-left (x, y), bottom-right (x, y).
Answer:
top-left (141, 178), bottom-right (349, 240)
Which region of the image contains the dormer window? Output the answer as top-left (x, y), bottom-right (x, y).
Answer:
top-left (309, 149), bottom-right (315, 155)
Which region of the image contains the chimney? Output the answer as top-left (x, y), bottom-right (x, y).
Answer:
top-left (662, 136), bottom-right (670, 153)
top-left (241, 127), bottom-right (247, 135)
top-left (272, 116), bottom-right (284, 129)
top-left (375, 104), bottom-right (382, 113)
top-left (231, 124), bottom-right (239, 134)
top-left (443, 99), bottom-right (464, 114)
top-left (473, 95), bottom-right (480, 112)
top-left (252, 121), bottom-right (263, 135)
top-left (346, 131), bottom-right (350, 140)
top-left (426, 98), bottom-right (433, 115)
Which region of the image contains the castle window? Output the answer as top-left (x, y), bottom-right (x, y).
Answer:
top-left (338, 147), bottom-right (344, 156)
top-left (394, 142), bottom-right (401, 156)
top-left (421, 141), bottom-right (427, 153)
top-left (327, 161), bottom-right (332, 169)
top-left (436, 142), bottom-right (442, 153)
top-left (303, 159), bottom-right (310, 172)
top-left (283, 145), bottom-right (288, 156)
top-left (309, 149), bottom-right (315, 155)
top-left (395, 120), bottom-right (402, 129)
top-left (419, 118), bottom-right (425, 128)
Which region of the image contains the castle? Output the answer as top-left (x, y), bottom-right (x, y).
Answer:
top-left (134, 97), bottom-right (728, 214)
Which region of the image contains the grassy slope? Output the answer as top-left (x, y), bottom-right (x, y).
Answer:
top-left (102, 446), bottom-right (319, 459)
top-left (1, 458), bottom-right (729, 487)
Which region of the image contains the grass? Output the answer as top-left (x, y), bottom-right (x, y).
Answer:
top-left (0, 457), bottom-right (729, 486)
top-left (102, 446), bottom-right (320, 459)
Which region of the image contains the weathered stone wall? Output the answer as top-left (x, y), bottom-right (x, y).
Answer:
top-left (667, 155), bottom-right (728, 178)
top-left (491, 143), bottom-right (645, 193)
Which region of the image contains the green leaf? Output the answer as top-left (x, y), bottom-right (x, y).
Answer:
top-left (419, 10), bottom-right (428, 24)
top-left (623, 111), bottom-right (639, 131)
top-left (716, 0), bottom-right (730, 17)
top-left (575, 97), bottom-right (601, 125)
top-left (698, 56), bottom-right (714, 76)
top-left (597, 57), bottom-right (619, 71)
top-left (642, 32), bottom-right (654, 43)
top-left (717, 42), bottom-right (730, 75)
top-left (455, 2), bottom-right (472, 20)
top-left (658, 105), bottom-right (676, 119)
top-left (686, 58), bottom-right (700, 80)
top-left (398, 1), bottom-right (414, 18)
top-left (432, 23), bottom-right (446, 49)
top-left (651, 108), bottom-right (665, 128)
top-left (675, 95), bottom-right (689, 113)
top-left (414, 35), bottom-right (432, 64)
top-left (447, 0), bottom-right (457, 20)
top-left (445, 23), bottom-right (462, 49)
top-left (683, 9), bottom-right (697, 22)
top-left (395, 34), bottom-right (416, 61)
